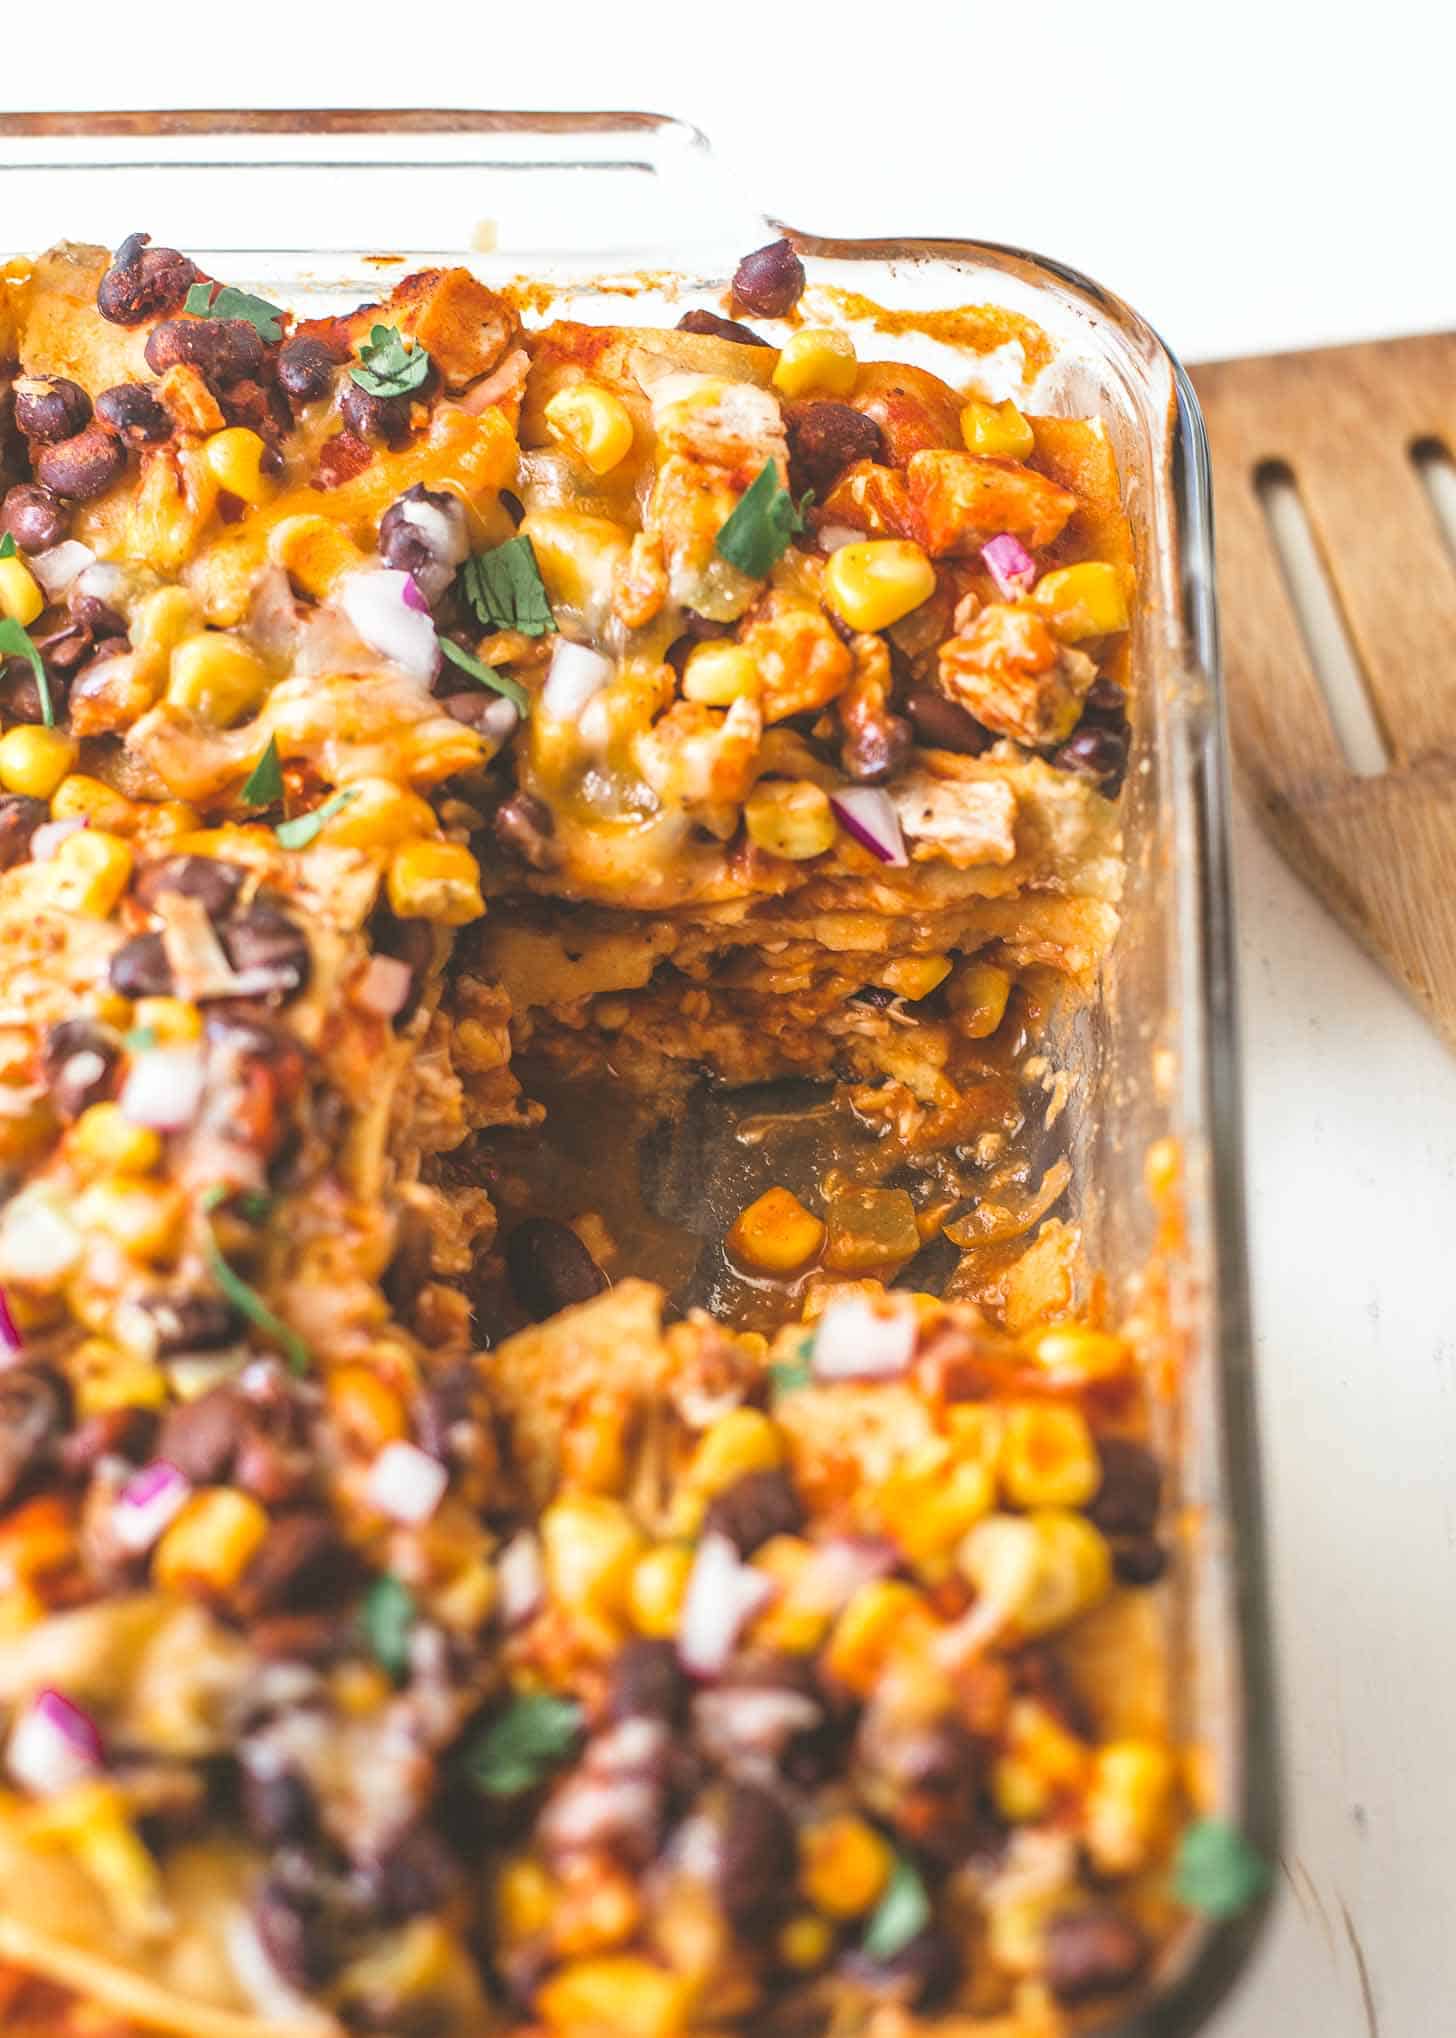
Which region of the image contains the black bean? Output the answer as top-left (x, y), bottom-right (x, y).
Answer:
top-left (493, 792), bottom-right (559, 871)
top-left (364, 1829), bottom-right (460, 1921)
top-left (109, 931), bottom-right (174, 999)
top-left (855, 1712), bottom-right (981, 1864)
top-left (439, 690), bottom-right (497, 728)
top-left (0, 1366), bottom-right (70, 1509)
top-left (157, 1384), bottom-right (248, 1481)
top-left (145, 317), bottom-right (264, 387)
top-left (716, 1783), bottom-right (797, 1930)
top-left (0, 482), bottom-right (69, 552)
top-left (1088, 1437), bottom-right (1162, 1538)
top-left (1051, 721), bottom-right (1129, 793)
top-left (504, 1218), bottom-right (608, 1323)
top-left (840, 703), bottom-right (912, 786)
top-left (675, 308), bottom-right (771, 348)
top-left (1113, 1535), bottom-right (1169, 1587)
top-left (253, 1871), bottom-right (339, 1991)
top-left (0, 794), bottom-right (47, 870)
top-left (905, 687), bottom-right (993, 755)
top-left (242, 1766), bottom-right (315, 1847)
top-left (730, 240), bottom-right (806, 319)
top-left (608, 1639), bottom-right (686, 1725)
top-left (41, 1018), bottom-right (120, 1121)
top-left (702, 1467), bottom-right (803, 1556)
top-left (34, 424), bottom-right (126, 503)
top-left (14, 376), bottom-right (91, 445)
top-left (848, 1923), bottom-right (961, 2008)
top-left (96, 234), bottom-right (199, 326)
top-left (378, 483), bottom-right (463, 600)
top-left (340, 378), bottom-right (414, 446)
top-left (221, 903), bottom-right (311, 998)
top-left (243, 1514), bottom-right (356, 1615)
top-left (133, 853), bottom-right (247, 918)
top-left (786, 401), bottom-right (886, 496)
top-left (59, 1406), bottom-right (156, 1481)
top-left (1083, 675), bottom-right (1128, 721)
top-left (1045, 1907), bottom-right (1149, 2003)
top-left (277, 335), bottom-right (339, 404)
top-left (94, 382), bottom-right (172, 446)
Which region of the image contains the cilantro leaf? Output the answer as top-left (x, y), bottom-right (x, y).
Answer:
top-left (240, 735), bottom-right (283, 807)
top-left (438, 636), bottom-right (530, 715)
top-left (0, 618), bottom-right (53, 727)
top-left (183, 280), bottom-right (286, 344)
top-left (360, 1574), bottom-right (416, 1680)
top-left (124, 1026), bottom-right (159, 1053)
top-left (275, 788), bottom-right (358, 850)
top-left (715, 462), bottom-right (808, 579)
top-left (0, 532), bottom-right (15, 559)
top-left (465, 1692), bottom-right (582, 1798)
top-left (770, 1333), bottom-right (815, 1398)
top-left (1173, 1818), bottom-right (1270, 1917)
top-left (350, 324), bottom-right (432, 399)
top-left (459, 536), bottom-right (556, 639)
top-left (203, 1218), bottom-right (311, 1376)
top-left (862, 1854), bottom-right (931, 1961)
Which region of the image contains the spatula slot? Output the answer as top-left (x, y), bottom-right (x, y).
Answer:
top-left (1411, 437), bottom-right (1456, 566)
top-left (1254, 459), bottom-right (1390, 779)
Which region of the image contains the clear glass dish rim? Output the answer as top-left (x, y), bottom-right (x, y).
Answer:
top-left (0, 105), bottom-right (1280, 2038)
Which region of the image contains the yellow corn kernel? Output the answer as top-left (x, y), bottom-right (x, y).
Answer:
top-left (744, 779), bottom-right (835, 861)
top-left (553, 1860), bottom-right (642, 1957)
top-left (627, 1542), bottom-right (694, 1639)
top-left (0, 551), bottom-right (45, 626)
top-left (135, 801), bottom-right (202, 847)
top-left (29, 1780), bottom-right (167, 1939)
top-left (544, 382), bottom-right (636, 477)
top-left (1026, 1324), bottom-right (1132, 1383)
top-left (70, 1339), bottom-right (167, 1417)
top-left (823, 539), bottom-right (936, 633)
top-left (132, 996), bottom-right (204, 1047)
top-left (0, 724), bottom-right (78, 800)
top-left (496, 1856), bottom-right (556, 1942)
top-left (541, 1494), bottom-right (645, 1621)
top-left (1084, 1739), bottom-right (1175, 1876)
top-left (959, 1509), bottom-right (1111, 1640)
top-left (999, 1404), bottom-right (1101, 1510)
top-left (49, 830), bottom-right (134, 919)
top-left (1031, 562), bottom-right (1130, 641)
top-left (386, 839), bottom-right (485, 926)
top-left (877, 1442), bottom-right (997, 1574)
top-left (985, 1894), bottom-right (1060, 1978)
top-left (991, 1754), bottom-right (1053, 1824)
top-left (779, 1913), bottom-right (834, 1970)
top-left (772, 328), bottom-right (858, 400)
top-left (520, 510), bottom-right (631, 622)
top-left (687, 1407), bottom-right (784, 1496)
top-left (750, 1535), bottom-right (830, 1654)
top-left (50, 774), bottom-right (140, 834)
top-left (129, 585), bottom-right (200, 677)
top-left (877, 954), bottom-right (953, 1001)
top-left (960, 397), bottom-right (1036, 462)
top-left (328, 1364), bottom-right (408, 1453)
top-left (203, 426), bottom-right (272, 507)
top-left (681, 641), bottom-right (761, 706)
top-left (538, 1956), bottom-right (691, 2038)
top-left (268, 513), bottom-right (369, 600)
top-left (726, 1185), bottom-right (825, 1275)
top-left (76, 1178), bottom-right (186, 1262)
top-left (330, 1660), bottom-right (393, 1717)
top-left (167, 632), bottom-right (271, 727)
top-left (316, 775), bottom-right (438, 850)
top-left (948, 960), bottom-right (1012, 1039)
top-left (800, 1815), bottom-right (894, 1918)
top-left (69, 1104), bottom-right (162, 1178)
top-left (1006, 1697), bottom-right (1092, 1794)
top-left (823, 1579), bottom-right (930, 1696)
top-left (154, 1487), bottom-right (270, 1595)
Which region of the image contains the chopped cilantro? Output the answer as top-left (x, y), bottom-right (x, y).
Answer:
top-left (0, 533), bottom-right (15, 559)
top-left (1173, 1818), bottom-right (1270, 1917)
top-left (862, 1854), bottom-right (931, 1961)
top-left (350, 324), bottom-right (432, 399)
top-left (203, 1211), bottom-right (311, 1376)
top-left (183, 280), bottom-right (285, 343)
top-left (123, 1026), bottom-right (159, 1053)
top-left (459, 535), bottom-right (556, 639)
top-left (361, 1575), bottom-right (416, 1680)
top-left (240, 735), bottom-right (283, 807)
top-left (0, 618), bottom-right (52, 727)
top-left (715, 462), bottom-right (809, 578)
top-left (464, 1692), bottom-right (582, 1798)
top-left (770, 1334), bottom-right (815, 1398)
top-left (275, 788), bottom-right (358, 850)
top-left (438, 635), bottom-right (530, 714)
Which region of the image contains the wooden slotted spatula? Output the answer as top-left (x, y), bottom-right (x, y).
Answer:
top-left (1191, 333), bottom-right (1456, 1049)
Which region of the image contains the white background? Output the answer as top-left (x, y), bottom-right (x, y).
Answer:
top-left (16, 8), bottom-right (1456, 2031)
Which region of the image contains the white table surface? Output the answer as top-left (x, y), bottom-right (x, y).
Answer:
top-left (28, 14), bottom-right (1456, 2028)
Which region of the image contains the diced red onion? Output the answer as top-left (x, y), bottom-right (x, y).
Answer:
top-left (113, 1460), bottom-right (191, 1553)
top-left (28, 816), bottom-right (87, 862)
top-left (479, 696), bottom-right (520, 746)
top-left (0, 1195), bottom-right (81, 1284)
top-left (692, 1685), bottom-right (821, 1768)
top-left (28, 540), bottom-right (95, 600)
top-left (829, 787), bottom-right (908, 868)
top-left (817, 523), bottom-right (863, 554)
top-left (400, 573), bottom-right (430, 615)
top-left (355, 954), bottom-right (414, 1018)
top-left (0, 1286), bottom-right (20, 1357)
top-left (981, 533), bottom-right (1038, 600)
top-left (339, 569), bottom-right (441, 685)
top-left (75, 561), bottom-right (127, 605)
top-left (811, 1293), bottom-right (917, 1382)
top-left (399, 494), bottom-right (469, 566)
top-left (366, 1440), bottom-right (449, 1525)
top-left (7, 1689), bottom-right (104, 1796)
top-left (542, 639), bottom-right (613, 720)
top-left (801, 1534), bottom-right (900, 1610)
top-left (225, 1908), bottom-right (325, 2023)
top-left (497, 1531), bottom-right (544, 1627)
top-left (677, 1531), bottom-right (775, 1678)
top-left (120, 1047), bottom-right (206, 1132)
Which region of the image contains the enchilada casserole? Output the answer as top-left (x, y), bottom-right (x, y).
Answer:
top-left (0, 230), bottom-right (1201, 2036)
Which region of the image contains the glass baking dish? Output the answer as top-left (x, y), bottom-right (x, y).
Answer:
top-left (0, 109), bottom-right (1279, 2038)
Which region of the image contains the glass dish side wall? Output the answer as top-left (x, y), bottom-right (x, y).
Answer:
top-left (0, 111), bottom-right (1278, 2037)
